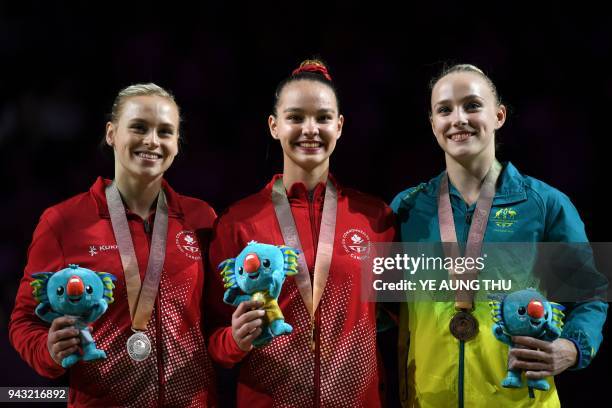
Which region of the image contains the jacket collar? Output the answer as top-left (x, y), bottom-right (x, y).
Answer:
top-left (265, 173), bottom-right (341, 202)
top-left (90, 177), bottom-right (184, 219)
top-left (425, 162), bottom-right (528, 206)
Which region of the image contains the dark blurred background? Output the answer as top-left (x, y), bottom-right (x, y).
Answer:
top-left (1, 2), bottom-right (610, 406)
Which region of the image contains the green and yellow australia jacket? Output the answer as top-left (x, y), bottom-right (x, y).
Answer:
top-left (390, 162), bottom-right (608, 408)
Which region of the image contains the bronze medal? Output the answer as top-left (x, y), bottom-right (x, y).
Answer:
top-left (438, 162), bottom-right (502, 339)
top-left (449, 311), bottom-right (479, 341)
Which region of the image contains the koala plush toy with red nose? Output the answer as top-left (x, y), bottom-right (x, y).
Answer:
top-left (219, 241), bottom-right (299, 347)
top-left (489, 288), bottom-right (565, 391)
top-left (31, 264), bottom-right (116, 368)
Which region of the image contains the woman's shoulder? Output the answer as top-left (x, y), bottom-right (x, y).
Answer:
top-left (514, 168), bottom-right (587, 240)
top-left (341, 186), bottom-right (392, 215)
top-left (391, 184), bottom-right (426, 211)
top-left (216, 188), bottom-right (272, 225)
top-left (176, 194), bottom-right (216, 217)
top-left (390, 174), bottom-right (442, 213)
top-left (39, 188), bottom-right (97, 227)
top-left (172, 194), bottom-right (217, 234)
top-left (518, 170), bottom-right (576, 211)
top-left (341, 184), bottom-right (386, 203)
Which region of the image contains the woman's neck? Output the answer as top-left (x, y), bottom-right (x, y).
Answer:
top-left (114, 171), bottom-right (163, 220)
top-left (445, 153), bottom-right (496, 206)
top-left (282, 158), bottom-right (329, 192)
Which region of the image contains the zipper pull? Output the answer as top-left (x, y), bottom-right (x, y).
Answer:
top-left (465, 213), bottom-right (472, 224)
top-left (310, 318), bottom-right (316, 352)
top-left (143, 219), bottom-right (151, 234)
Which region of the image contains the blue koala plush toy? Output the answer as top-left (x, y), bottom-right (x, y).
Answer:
top-left (219, 241), bottom-right (299, 347)
top-left (489, 288), bottom-right (565, 391)
top-left (31, 264), bottom-right (116, 368)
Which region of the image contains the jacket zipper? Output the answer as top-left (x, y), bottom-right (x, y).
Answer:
top-left (314, 308), bottom-right (322, 407)
top-left (459, 203), bottom-right (471, 408)
top-left (308, 192), bottom-right (321, 408)
top-left (143, 216), bottom-right (165, 407)
top-left (458, 340), bottom-right (465, 408)
top-left (156, 293), bottom-right (164, 406)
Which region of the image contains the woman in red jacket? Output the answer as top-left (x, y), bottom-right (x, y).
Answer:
top-left (9, 83), bottom-right (218, 407)
top-left (207, 59), bottom-right (396, 407)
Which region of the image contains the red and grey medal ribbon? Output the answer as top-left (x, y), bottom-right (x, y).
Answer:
top-left (271, 178), bottom-right (337, 351)
top-left (438, 161), bottom-right (501, 340)
top-left (105, 182), bottom-right (168, 360)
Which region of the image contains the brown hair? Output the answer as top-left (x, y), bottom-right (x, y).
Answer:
top-left (272, 58), bottom-right (340, 116)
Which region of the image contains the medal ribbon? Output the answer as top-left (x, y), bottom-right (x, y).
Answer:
top-left (271, 178), bottom-right (337, 349)
top-left (438, 161), bottom-right (501, 309)
top-left (105, 182), bottom-right (168, 331)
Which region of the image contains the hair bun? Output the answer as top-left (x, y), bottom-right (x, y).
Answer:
top-left (291, 59), bottom-right (332, 81)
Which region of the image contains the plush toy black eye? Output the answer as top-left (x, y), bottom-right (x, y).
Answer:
top-left (518, 306), bottom-right (526, 315)
top-left (238, 266), bottom-right (244, 275)
top-left (545, 312), bottom-right (548, 319)
top-left (86, 285), bottom-right (93, 294)
top-left (57, 286), bottom-right (64, 296)
top-left (263, 259), bottom-right (271, 268)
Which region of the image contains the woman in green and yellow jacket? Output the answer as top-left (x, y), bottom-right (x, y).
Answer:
top-left (390, 64), bottom-right (608, 408)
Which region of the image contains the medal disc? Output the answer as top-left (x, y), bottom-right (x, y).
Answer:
top-left (449, 311), bottom-right (479, 341)
top-left (127, 331), bottom-right (151, 361)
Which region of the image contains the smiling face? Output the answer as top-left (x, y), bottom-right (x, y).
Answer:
top-left (502, 290), bottom-right (552, 337)
top-left (48, 269), bottom-right (104, 316)
top-left (105, 95), bottom-right (179, 183)
top-left (234, 243), bottom-right (286, 294)
top-left (269, 80), bottom-right (344, 173)
top-left (430, 72), bottom-right (506, 163)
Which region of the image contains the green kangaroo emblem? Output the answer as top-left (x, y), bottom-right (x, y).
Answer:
top-left (494, 207), bottom-right (517, 228)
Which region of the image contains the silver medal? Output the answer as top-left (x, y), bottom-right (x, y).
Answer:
top-left (127, 331), bottom-right (151, 361)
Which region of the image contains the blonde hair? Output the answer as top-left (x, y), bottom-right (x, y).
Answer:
top-left (430, 63), bottom-right (502, 106)
top-left (110, 83), bottom-right (180, 123)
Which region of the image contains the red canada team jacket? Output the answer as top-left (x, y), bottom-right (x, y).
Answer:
top-left (9, 177), bottom-right (218, 407)
top-left (206, 175), bottom-right (396, 407)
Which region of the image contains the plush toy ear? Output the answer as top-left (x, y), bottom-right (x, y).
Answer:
top-left (218, 258), bottom-right (238, 289)
top-left (487, 293), bottom-right (506, 302)
top-left (487, 293), bottom-right (505, 324)
top-left (488, 299), bottom-right (504, 324)
top-left (30, 272), bottom-right (54, 304)
top-left (550, 302), bottom-right (565, 330)
top-left (96, 271), bottom-right (117, 304)
top-left (279, 246), bottom-right (300, 276)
